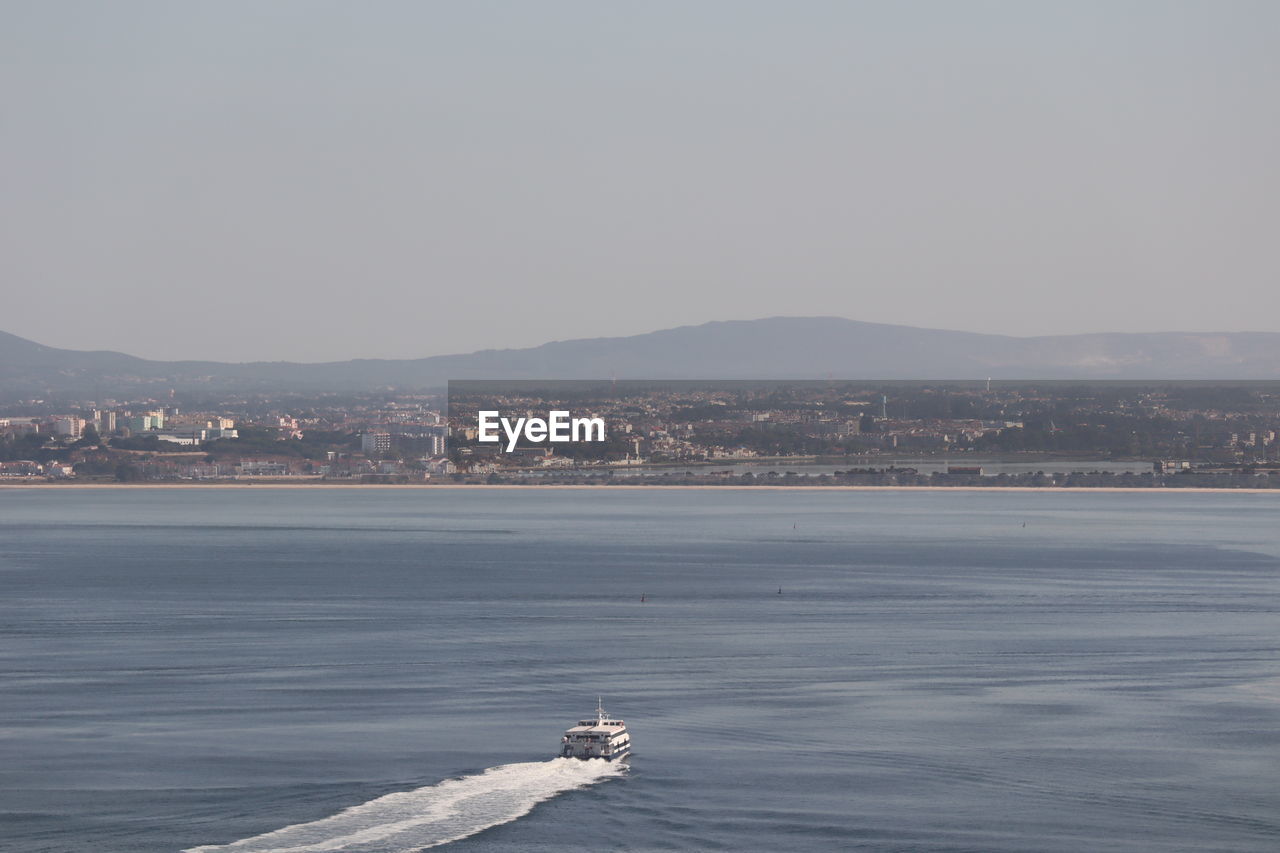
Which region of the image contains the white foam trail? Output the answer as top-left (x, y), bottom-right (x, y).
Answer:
top-left (184, 758), bottom-right (625, 853)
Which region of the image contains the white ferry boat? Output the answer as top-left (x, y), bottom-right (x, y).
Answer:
top-left (560, 699), bottom-right (631, 762)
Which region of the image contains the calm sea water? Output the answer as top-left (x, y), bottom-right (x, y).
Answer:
top-left (2, 487), bottom-right (1279, 852)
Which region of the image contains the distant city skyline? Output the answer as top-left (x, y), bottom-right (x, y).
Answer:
top-left (4, 2), bottom-right (1279, 362)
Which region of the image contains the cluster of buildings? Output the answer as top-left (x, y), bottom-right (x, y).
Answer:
top-left (0, 459), bottom-right (73, 478)
top-left (446, 388), bottom-right (1030, 469)
top-left (0, 400), bottom-right (452, 481)
top-left (359, 426), bottom-right (447, 457)
top-left (0, 410), bottom-right (238, 445)
top-left (6, 383), bottom-right (1280, 483)
top-left (445, 383), bottom-right (1280, 473)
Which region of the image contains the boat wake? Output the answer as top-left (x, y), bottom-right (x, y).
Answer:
top-left (184, 758), bottom-right (626, 853)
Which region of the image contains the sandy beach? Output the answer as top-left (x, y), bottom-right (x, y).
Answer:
top-left (4, 482), bottom-right (1280, 495)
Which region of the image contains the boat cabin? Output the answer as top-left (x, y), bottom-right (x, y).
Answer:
top-left (560, 701), bottom-right (630, 760)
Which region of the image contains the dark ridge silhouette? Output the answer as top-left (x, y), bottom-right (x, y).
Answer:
top-left (3, 317), bottom-right (1279, 400)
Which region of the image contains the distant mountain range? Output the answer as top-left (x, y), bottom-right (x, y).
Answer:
top-left (3, 317), bottom-right (1279, 401)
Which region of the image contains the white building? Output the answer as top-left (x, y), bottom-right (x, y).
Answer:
top-left (237, 460), bottom-right (291, 476)
top-left (422, 456), bottom-right (456, 475)
top-left (154, 433), bottom-right (201, 446)
top-left (126, 415), bottom-right (155, 433)
top-left (53, 417), bottom-right (85, 438)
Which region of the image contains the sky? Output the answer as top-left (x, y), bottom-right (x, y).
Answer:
top-left (3, 1), bottom-right (1279, 362)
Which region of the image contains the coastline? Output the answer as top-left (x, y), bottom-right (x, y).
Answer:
top-left (3, 482), bottom-right (1280, 494)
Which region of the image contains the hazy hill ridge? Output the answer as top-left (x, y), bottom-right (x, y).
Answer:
top-left (2, 317), bottom-right (1279, 399)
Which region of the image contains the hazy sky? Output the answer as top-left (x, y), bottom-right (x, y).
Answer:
top-left (3, 2), bottom-right (1278, 362)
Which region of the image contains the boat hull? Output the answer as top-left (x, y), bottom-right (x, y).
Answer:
top-left (561, 748), bottom-right (630, 762)
top-left (562, 750), bottom-right (629, 761)
top-left (573, 753), bottom-right (627, 763)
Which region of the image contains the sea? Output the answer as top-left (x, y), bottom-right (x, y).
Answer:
top-left (2, 486), bottom-right (1279, 852)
